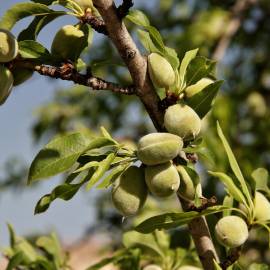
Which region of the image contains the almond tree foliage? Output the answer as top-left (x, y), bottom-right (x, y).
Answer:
top-left (0, 0), bottom-right (270, 270)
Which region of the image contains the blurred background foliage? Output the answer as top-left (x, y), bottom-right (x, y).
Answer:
top-left (1, 0), bottom-right (270, 267)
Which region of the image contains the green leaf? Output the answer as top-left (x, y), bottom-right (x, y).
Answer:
top-left (28, 133), bottom-right (92, 183)
top-left (209, 171), bottom-right (248, 207)
top-left (72, 161), bottom-right (99, 173)
top-left (179, 48), bottom-right (199, 89)
top-left (0, 2), bottom-right (53, 30)
top-left (34, 183), bottom-right (82, 214)
top-left (122, 231), bottom-right (164, 257)
top-left (217, 122), bottom-right (254, 209)
top-left (19, 40), bottom-right (51, 62)
top-left (187, 80), bottom-right (223, 118)
top-left (86, 153), bottom-right (116, 190)
top-left (186, 56), bottom-right (216, 86)
top-left (6, 252), bottom-right (24, 270)
top-left (251, 168), bottom-right (269, 193)
top-left (222, 195), bottom-right (234, 217)
top-left (135, 205), bottom-right (229, 233)
top-left (126, 9), bottom-right (150, 27)
top-left (248, 263), bottom-right (270, 270)
top-left (213, 259), bottom-right (222, 270)
top-left (96, 163), bottom-right (130, 189)
top-left (31, 0), bottom-right (55, 5)
top-left (18, 12), bottom-right (66, 41)
top-left (144, 25), bottom-right (165, 53)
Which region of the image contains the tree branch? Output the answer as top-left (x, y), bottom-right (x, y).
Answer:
top-left (212, 0), bottom-right (258, 61)
top-left (92, 0), bottom-right (164, 131)
top-left (9, 61), bottom-right (135, 95)
top-left (117, 0), bottom-right (134, 19)
top-left (92, 0), bottom-right (219, 269)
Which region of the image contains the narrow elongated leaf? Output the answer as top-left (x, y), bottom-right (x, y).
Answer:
top-left (209, 171), bottom-right (248, 207)
top-left (96, 163), bottom-right (130, 189)
top-left (126, 9), bottom-right (150, 27)
top-left (179, 48), bottom-right (198, 89)
top-left (19, 40), bottom-right (51, 62)
top-left (6, 252), bottom-right (24, 270)
top-left (18, 12), bottom-right (66, 41)
top-left (135, 206), bottom-right (229, 233)
top-left (34, 183), bottom-right (82, 214)
top-left (213, 260), bottom-right (222, 270)
top-left (72, 161), bottom-right (99, 173)
top-left (186, 56), bottom-right (216, 86)
top-left (28, 133), bottom-right (92, 183)
top-left (217, 122), bottom-right (253, 208)
top-left (0, 3), bottom-right (53, 30)
top-left (187, 80), bottom-right (223, 118)
top-left (86, 153), bottom-right (116, 190)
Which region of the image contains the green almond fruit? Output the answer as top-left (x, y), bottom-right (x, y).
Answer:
top-left (143, 265), bottom-right (162, 270)
top-left (12, 67), bottom-right (33, 86)
top-left (112, 166), bottom-right (147, 216)
top-left (145, 162), bottom-right (180, 197)
top-left (137, 133), bottom-right (183, 165)
top-left (164, 104), bottom-right (201, 141)
top-left (148, 53), bottom-right (175, 89)
top-left (215, 216), bottom-right (248, 248)
top-left (176, 166), bottom-right (195, 200)
top-left (0, 29), bottom-right (18, 63)
top-left (254, 191), bottom-right (270, 221)
top-left (0, 65), bottom-right (14, 105)
top-left (51, 25), bottom-right (87, 62)
top-left (185, 78), bottom-right (213, 98)
top-left (177, 266), bottom-right (201, 270)
top-left (74, 0), bottom-right (94, 11)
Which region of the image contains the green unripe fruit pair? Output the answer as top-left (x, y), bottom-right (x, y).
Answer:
top-left (185, 78), bottom-right (213, 98)
top-left (0, 65), bottom-right (14, 105)
top-left (137, 133), bottom-right (183, 165)
top-left (145, 162), bottom-right (180, 197)
top-left (143, 265), bottom-right (162, 270)
top-left (111, 166), bottom-right (147, 216)
top-left (148, 53), bottom-right (175, 89)
top-left (164, 104), bottom-right (201, 141)
top-left (177, 166), bottom-right (195, 200)
top-left (0, 29), bottom-right (18, 63)
top-left (254, 191), bottom-right (270, 221)
top-left (215, 216), bottom-right (248, 248)
top-left (51, 25), bottom-right (86, 62)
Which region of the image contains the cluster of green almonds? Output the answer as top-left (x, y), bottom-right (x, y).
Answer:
top-left (0, 29), bottom-right (35, 105)
top-left (0, 29), bottom-right (18, 105)
top-left (112, 102), bottom-right (202, 217)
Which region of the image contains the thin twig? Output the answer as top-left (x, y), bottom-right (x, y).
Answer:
top-left (9, 61), bottom-right (136, 95)
top-left (220, 247), bottom-right (241, 270)
top-left (212, 0), bottom-right (258, 61)
top-left (81, 11), bottom-right (108, 35)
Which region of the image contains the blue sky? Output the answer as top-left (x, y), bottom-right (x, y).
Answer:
top-left (0, 1), bottom-right (100, 246)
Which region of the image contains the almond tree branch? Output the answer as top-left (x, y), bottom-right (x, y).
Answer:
top-left (9, 61), bottom-right (135, 95)
top-left (93, 0), bottom-right (164, 131)
top-left (212, 0), bottom-right (258, 61)
top-left (92, 0), bottom-right (219, 269)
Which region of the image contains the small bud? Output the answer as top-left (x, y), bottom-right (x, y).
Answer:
top-left (215, 216), bottom-right (248, 248)
top-left (148, 53), bottom-right (175, 89)
top-left (164, 104), bottom-right (201, 141)
top-left (112, 166), bottom-right (147, 216)
top-left (145, 162), bottom-right (180, 197)
top-left (0, 65), bottom-right (14, 105)
top-left (254, 191), bottom-right (270, 221)
top-left (51, 25), bottom-right (86, 61)
top-left (185, 78), bottom-right (213, 98)
top-left (137, 133), bottom-right (183, 165)
top-left (143, 265), bottom-right (162, 270)
top-left (0, 29), bottom-right (18, 63)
